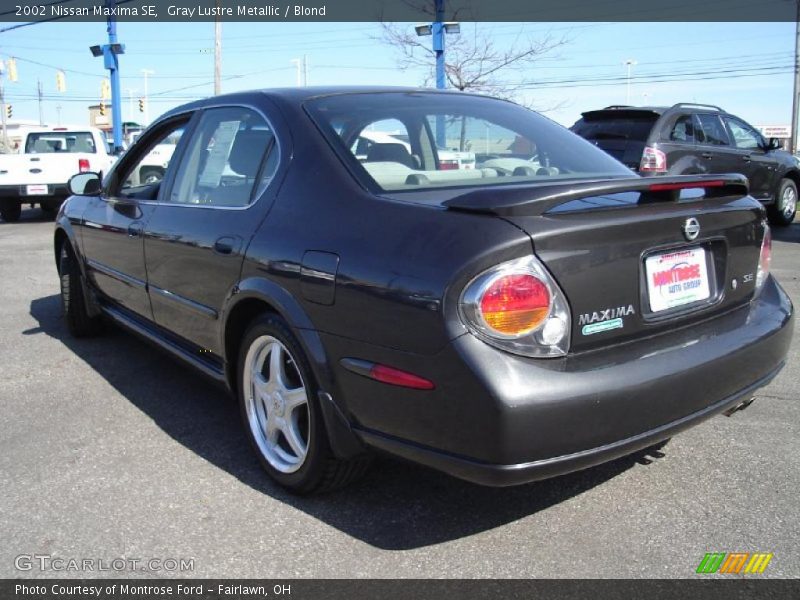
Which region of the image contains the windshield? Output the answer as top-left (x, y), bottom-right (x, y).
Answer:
top-left (305, 92), bottom-right (631, 192)
top-left (25, 131), bottom-right (97, 154)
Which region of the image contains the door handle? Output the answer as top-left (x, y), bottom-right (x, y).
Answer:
top-left (213, 236), bottom-right (241, 256)
top-left (127, 223), bottom-right (143, 238)
top-left (701, 152), bottom-right (713, 159)
top-left (742, 155), bottom-right (751, 162)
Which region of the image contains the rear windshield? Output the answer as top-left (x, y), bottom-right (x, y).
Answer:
top-left (25, 131), bottom-right (97, 154)
top-left (572, 112), bottom-right (657, 142)
top-left (305, 92), bottom-right (632, 192)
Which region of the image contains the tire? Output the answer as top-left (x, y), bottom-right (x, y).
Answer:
top-left (237, 313), bottom-right (370, 494)
top-left (40, 198), bottom-right (62, 216)
top-left (768, 178), bottom-right (797, 227)
top-left (0, 201), bottom-right (21, 223)
top-left (58, 243), bottom-right (102, 337)
top-left (140, 168), bottom-right (163, 184)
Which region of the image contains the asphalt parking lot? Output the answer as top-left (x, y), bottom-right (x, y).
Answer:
top-left (0, 207), bottom-right (798, 579)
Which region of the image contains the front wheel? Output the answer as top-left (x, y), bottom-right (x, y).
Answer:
top-left (768, 178), bottom-right (797, 227)
top-left (0, 201), bottom-right (21, 223)
top-left (59, 244), bottom-right (102, 337)
top-left (237, 313), bottom-right (370, 494)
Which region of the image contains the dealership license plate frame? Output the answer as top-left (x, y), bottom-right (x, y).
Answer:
top-left (24, 184), bottom-right (49, 196)
top-left (645, 246), bottom-right (712, 313)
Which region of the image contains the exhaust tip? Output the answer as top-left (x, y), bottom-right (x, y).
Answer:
top-left (724, 397), bottom-right (756, 417)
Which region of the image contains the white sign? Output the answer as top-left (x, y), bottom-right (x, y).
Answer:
top-left (757, 125), bottom-right (791, 138)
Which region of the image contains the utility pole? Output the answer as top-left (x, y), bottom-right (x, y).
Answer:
top-left (792, 2), bottom-right (800, 152)
top-left (303, 54), bottom-right (308, 87)
top-left (141, 69), bottom-right (153, 124)
top-left (624, 59), bottom-right (637, 105)
top-left (56, 105), bottom-right (62, 126)
top-left (37, 79), bottom-right (44, 126)
top-left (214, 0), bottom-right (222, 95)
top-left (291, 58), bottom-right (303, 86)
top-left (0, 62), bottom-right (8, 149)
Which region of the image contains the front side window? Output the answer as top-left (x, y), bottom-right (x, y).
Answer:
top-left (116, 122), bottom-right (186, 199)
top-left (306, 92), bottom-right (632, 192)
top-left (724, 117), bottom-right (763, 150)
top-left (26, 132), bottom-right (97, 154)
top-left (168, 107), bottom-right (276, 207)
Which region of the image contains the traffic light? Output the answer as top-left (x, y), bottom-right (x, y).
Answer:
top-left (138, 98), bottom-right (144, 113)
top-left (99, 102), bottom-right (105, 116)
top-left (6, 104), bottom-right (11, 119)
top-left (7, 58), bottom-right (17, 82)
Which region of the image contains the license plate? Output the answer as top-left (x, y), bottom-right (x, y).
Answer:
top-left (645, 247), bottom-right (711, 312)
top-left (25, 184), bottom-right (48, 196)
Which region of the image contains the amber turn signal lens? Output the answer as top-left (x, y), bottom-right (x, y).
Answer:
top-left (479, 273), bottom-right (551, 336)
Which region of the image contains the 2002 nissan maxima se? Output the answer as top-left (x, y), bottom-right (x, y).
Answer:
top-left (55, 88), bottom-right (793, 493)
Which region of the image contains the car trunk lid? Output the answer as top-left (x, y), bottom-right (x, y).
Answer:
top-left (445, 174), bottom-right (766, 353)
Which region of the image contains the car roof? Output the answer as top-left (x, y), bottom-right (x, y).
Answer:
top-left (581, 104), bottom-right (728, 119)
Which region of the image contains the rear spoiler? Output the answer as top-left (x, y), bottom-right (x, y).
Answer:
top-left (443, 174), bottom-right (750, 217)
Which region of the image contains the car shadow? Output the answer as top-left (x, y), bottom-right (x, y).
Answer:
top-left (773, 221), bottom-right (800, 244)
top-left (27, 294), bottom-right (659, 550)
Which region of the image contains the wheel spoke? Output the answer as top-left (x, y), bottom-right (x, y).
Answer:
top-left (283, 387), bottom-right (307, 412)
top-left (252, 371), bottom-right (269, 399)
top-left (269, 344), bottom-right (285, 388)
top-left (279, 418), bottom-right (307, 457)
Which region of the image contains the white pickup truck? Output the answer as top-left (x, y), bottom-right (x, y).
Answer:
top-left (0, 127), bottom-right (116, 222)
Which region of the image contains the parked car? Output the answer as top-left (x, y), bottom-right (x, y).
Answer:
top-left (0, 127), bottom-right (116, 222)
top-left (55, 88), bottom-right (793, 493)
top-left (571, 103), bottom-right (799, 227)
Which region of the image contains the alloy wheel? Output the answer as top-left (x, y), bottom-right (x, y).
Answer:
top-left (242, 336), bottom-right (310, 473)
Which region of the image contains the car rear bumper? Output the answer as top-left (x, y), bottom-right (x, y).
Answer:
top-left (342, 276), bottom-right (793, 486)
top-left (0, 184), bottom-right (69, 199)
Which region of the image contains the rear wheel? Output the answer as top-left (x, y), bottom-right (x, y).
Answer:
top-left (0, 201), bottom-right (21, 223)
top-left (768, 178), bottom-right (797, 227)
top-left (59, 244), bottom-right (102, 337)
top-left (237, 313), bottom-right (370, 494)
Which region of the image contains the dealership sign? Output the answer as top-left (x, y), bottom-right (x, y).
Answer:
top-left (757, 125), bottom-right (791, 138)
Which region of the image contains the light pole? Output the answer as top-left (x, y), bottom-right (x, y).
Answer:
top-left (414, 0), bottom-right (459, 147)
top-left (89, 0), bottom-right (125, 154)
top-left (141, 68), bottom-right (153, 124)
top-left (624, 59), bottom-right (637, 105)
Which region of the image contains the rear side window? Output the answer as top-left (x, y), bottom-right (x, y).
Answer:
top-left (669, 115), bottom-right (695, 143)
top-left (25, 132), bottom-right (97, 154)
top-left (695, 114), bottom-right (729, 146)
top-left (571, 113), bottom-right (656, 142)
top-left (168, 107), bottom-right (276, 207)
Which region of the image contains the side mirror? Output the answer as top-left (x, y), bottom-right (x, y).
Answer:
top-left (767, 137), bottom-right (782, 151)
top-left (68, 172), bottom-right (102, 196)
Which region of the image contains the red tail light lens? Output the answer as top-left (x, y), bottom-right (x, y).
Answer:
top-left (640, 146), bottom-right (667, 173)
top-left (439, 160), bottom-right (459, 170)
top-left (78, 159), bottom-right (90, 173)
top-left (479, 274), bottom-right (551, 336)
top-left (755, 225), bottom-right (772, 293)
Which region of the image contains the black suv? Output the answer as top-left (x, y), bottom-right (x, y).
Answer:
top-left (571, 103), bottom-right (799, 226)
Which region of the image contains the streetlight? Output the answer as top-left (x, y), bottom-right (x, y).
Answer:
top-left (623, 59), bottom-right (637, 105)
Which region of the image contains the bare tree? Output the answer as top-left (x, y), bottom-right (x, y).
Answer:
top-left (379, 22), bottom-right (568, 101)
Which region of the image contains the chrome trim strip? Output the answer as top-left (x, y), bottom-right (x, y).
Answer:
top-left (87, 259), bottom-right (146, 289)
top-left (149, 284), bottom-right (218, 320)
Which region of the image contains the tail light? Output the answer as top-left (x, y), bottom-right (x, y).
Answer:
top-left (78, 159), bottom-right (90, 173)
top-left (439, 159), bottom-right (459, 170)
top-left (640, 146), bottom-right (667, 173)
top-left (755, 223), bottom-right (772, 294)
top-left (460, 256), bottom-right (571, 357)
